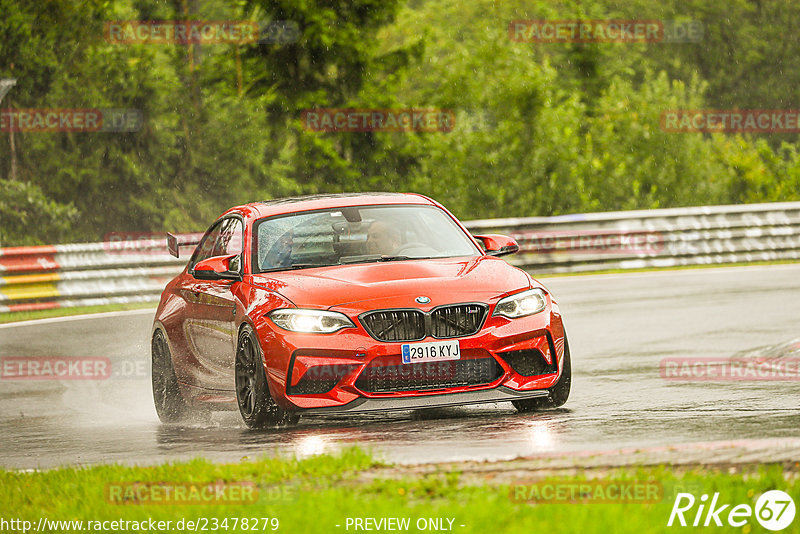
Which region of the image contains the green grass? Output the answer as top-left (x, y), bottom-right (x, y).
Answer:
top-left (3, 449), bottom-right (798, 533)
top-left (0, 302), bottom-right (156, 324)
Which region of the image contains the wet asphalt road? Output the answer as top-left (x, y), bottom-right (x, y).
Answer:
top-left (1, 264), bottom-right (799, 469)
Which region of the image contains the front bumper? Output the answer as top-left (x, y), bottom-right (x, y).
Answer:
top-left (252, 304), bottom-right (566, 412)
top-left (302, 386), bottom-right (550, 414)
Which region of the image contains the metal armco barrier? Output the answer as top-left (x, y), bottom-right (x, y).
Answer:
top-left (1, 202), bottom-right (799, 313)
top-left (467, 200), bottom-right (800, 274)
top-left (0, 238), bottom-right (195, 313)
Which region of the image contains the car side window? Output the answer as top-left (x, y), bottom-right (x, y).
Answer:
top-left (213, 218), bottom-right (243, 257)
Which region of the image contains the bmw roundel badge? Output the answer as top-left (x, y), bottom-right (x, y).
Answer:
top-left (415, 296), bottom-right (431, 304)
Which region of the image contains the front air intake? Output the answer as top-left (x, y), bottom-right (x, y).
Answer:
top-left (354, 357), bottom-right (502, 393)
top-left (499, 349), bottom-right (557, 377)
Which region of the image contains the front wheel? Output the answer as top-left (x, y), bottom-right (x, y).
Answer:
top-left (235, 325), bottom-right (299, 429)
top-left (513, 334), bottom-right (572, 413)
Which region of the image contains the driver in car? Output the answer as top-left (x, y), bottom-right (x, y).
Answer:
top-left (366, 220), bottom-right (402, 255)
top-left (262, 230), bottom-right (294, 270)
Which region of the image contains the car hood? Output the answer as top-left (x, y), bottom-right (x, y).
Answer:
top-left (249, 255), bottom-right (531, 311)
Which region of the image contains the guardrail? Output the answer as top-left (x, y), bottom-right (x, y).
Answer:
top-left (471, 200), bottom-right (800, 274)
top-left (2, 202), bottom-right (799, 313)
top-left (0, 236), bottom-right (198, 314)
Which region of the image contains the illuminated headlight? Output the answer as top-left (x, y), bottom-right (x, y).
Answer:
top-left (493, 288), bottom-right (548, 318)
top-left (269, 309), bottom-right (355, 333)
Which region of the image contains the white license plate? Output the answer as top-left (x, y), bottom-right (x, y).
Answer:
top-left (401, 339), bottom-right (461, 364)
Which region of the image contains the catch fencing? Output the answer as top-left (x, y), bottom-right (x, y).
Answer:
top-left (2, 202), bottom-right (799, 313)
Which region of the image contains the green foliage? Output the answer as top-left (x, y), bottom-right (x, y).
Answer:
top-left (387, 0), bottom-right (800, 219)
top-left (0, 178), bottom-right (77, 244)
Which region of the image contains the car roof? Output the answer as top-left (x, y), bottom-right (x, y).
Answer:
top-left (226, 192), bottom-right (437, 220)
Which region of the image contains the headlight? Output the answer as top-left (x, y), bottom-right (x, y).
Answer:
top-left (269, 309), bottom-right (355, 333)
top-left (493, 288), bottom-right (548, 318)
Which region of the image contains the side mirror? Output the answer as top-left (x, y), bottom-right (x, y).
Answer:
top-left (167, 232), bottom-right (201, 258)
top-left (192, 254), bottom-right (242, 281)
top-left (474, 234), bottom-right (520, 257)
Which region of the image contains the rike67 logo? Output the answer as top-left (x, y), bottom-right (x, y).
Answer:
top-left (668, 490), bottom-right (796, 531)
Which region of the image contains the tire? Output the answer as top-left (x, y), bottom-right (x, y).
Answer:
top-left (513, 334), bottom-right (572, 413)
top-left (152, 329), bottom-right (191, 423)
top-left (235, 325), bottom-right (299, 428)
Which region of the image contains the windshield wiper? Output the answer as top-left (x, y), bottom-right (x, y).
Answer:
top-left (261, 263), bottom-right (336, 272)
top-left (376, 255), bottom-right (416, 262)
top-left (289, 263), bottom-right (335, 269)
top-left (340, 255), bottom-right (430, 264)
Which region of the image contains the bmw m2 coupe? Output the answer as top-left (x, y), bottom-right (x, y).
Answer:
top-left (152, 193), bottom-right (571, 428)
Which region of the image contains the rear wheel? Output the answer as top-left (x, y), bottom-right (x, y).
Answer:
top-left (513, 335), bottom-right (572, 413)
top-left (235, 325), bottom-right (299, 428)
top-left (151, 329), bottom-right (190, 423)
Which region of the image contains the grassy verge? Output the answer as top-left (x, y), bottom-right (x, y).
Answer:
top-left (0, 302), bottom-right (156, 324)
top-left (3, 449), bottom-right (798, 533)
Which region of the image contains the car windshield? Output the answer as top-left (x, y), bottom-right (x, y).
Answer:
top-left (253, 204), bottom-right (480, 273)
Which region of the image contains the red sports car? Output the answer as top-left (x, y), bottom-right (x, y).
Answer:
top-left (151, 193), bottom-right (570, 428)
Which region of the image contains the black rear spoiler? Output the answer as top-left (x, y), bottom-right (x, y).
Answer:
top-left (167, 232), bottom-right (202, 258)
